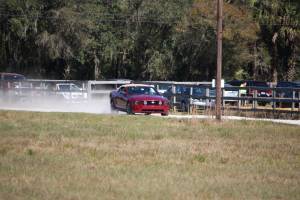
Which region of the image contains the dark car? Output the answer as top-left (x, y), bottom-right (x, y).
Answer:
top-left (163, 85), bottom-right (215, 112)
top-left (276, 81), bottom-right (300, 98)
top-left (227, 80), bottom-right (272, 98)
top-left (54, 83), bottom-right (88, 103)
top-left (110, 84), bottom-right (170, 116)
top-left (0, 72), bottom-right (26, 90)
top-left (276, 82), bottom-right (300, 107)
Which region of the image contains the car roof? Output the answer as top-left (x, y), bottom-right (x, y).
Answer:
top-left (0, 72), bottom-right (26, 79)
top-left (277, 81), bottom-right (300, 87)
top-left (56, 83), bottom-right (76, 85)
top-left (226, 80), bottom-right (243, 86)
top-left (0, 72), bottom-right (23, 75)
top-left (121, 84), bottom-right (154, 88)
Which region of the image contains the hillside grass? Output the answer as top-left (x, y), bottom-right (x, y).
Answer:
top-left (0, 111), bottom-right (299, 200)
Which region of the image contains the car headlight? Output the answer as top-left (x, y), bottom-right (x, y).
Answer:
top-left (192, 99), bottom-right (201, 103)
top-left (162, 100), bottom-right (170, 106)
top-left (134, 101), bottom-right (143, 105)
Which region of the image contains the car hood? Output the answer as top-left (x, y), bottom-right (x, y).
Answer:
top-left (128, 95), bottom-right (167, 101)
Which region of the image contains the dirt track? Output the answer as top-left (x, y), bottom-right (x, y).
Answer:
top-left (167, 115), bottom-right (300, 126)
top-left (0, 103), bottom-right (299, 126)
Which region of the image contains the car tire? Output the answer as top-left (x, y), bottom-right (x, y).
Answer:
top-left (161, 112), bottom-right (169, 116)
top-left (110, 99), bottom-right (117, 113)
top-left (258, 101), bottom-right (267, 106)
top-left (110, 99), bottom-right (116, 109)
top-left (181, 102), bottom-right (188, 112)
top-left (126, 102), bottom-right (134, 115)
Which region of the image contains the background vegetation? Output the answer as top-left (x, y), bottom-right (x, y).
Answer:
top-left (0, 111), bottom-right (299, 199)
top-left (0, 0), bottom-right (299, 82)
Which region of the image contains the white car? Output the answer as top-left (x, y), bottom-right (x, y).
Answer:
top-left (55, 83), bottom-right (87, 103)
top-left (223, 84), bottom-right (239, 103)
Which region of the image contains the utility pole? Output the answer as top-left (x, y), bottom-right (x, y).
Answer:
top-left (216, 0), bottom-right (223, 121)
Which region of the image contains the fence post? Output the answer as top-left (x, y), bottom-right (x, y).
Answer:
top-left (156, 84), bottom-right (160, 92)
top-left (238, 89), bottom-right (241, 109)
top-left (298, 91), bottom-right (300, 115)
top-left (87, 81), bottom-right (92, 100)
top-left (272, 88), bottom-right (276, 117)
top-left (252, 90), bottom-right (257, 111)
top-left (189, 86), bottom-right (193, 114)
top-left (298, 90), bottom-right (300, 108)
top-left (292, 90), bottom-right (295, 112)
top-left (205, 87), bottom-right (209, 110)
top-left (172, 84), bottom-right (176, 112)
top-left (222, 88), bottom-right (225, 107)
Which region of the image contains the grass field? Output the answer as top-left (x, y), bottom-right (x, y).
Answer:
top-left (0, 111), bottom-right (299, 200)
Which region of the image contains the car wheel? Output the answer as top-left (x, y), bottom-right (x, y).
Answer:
top-left (161, 112), bottom-right (169, 116)
top-left (258, 101), bottom-right (267, 106)
top-left (110, 99), bottom-right (117, 113)
top-left (110, 99), bottom-right (116, 109)
top-left (181, 102), bottom-right (188, 112)
top-left (126, 102), bottom-right (134, 115)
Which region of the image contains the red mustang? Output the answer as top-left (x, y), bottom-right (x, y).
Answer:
top-left (110, 84), bottom-right (170, 116)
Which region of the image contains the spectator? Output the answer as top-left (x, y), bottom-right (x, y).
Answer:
top-left (240, 82), bottom-right (247, 105)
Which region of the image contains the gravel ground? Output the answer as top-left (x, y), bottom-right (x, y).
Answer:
top-left (0, 104), bottom-right (299, 126)
top-left (167, 115), bottom-right (300, 126)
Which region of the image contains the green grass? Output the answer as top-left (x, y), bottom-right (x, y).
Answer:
top-left (0, 111), bottom-right (299, 200)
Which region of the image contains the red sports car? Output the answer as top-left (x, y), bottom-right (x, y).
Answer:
top-left (110, 84), bottom-right (170, 116)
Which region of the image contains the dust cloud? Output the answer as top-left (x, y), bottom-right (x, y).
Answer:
top-left (0, 93), bottom-right (113, 114)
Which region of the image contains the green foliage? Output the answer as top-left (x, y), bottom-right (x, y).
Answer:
top-left (0, 0), bottom-right (299, 81)
top-left (0, 111), bottom-right (299, 199)
top-left (193, 154), bottom-right (206, 163)
top-left (252, 0), bottom-right (300, 81)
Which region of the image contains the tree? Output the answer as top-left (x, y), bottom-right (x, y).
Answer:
top-left (253, 0), bottom-right (300, 81)
top-left (172, 0), bottom-right (259, 81)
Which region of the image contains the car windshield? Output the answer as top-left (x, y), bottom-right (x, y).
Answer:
top-left (128, 86), bottom-right (159, 95)
top-left (70, 84), bottom-right (81, 91)
top-left (193, 87), bottom-right (205, 96)
top-left (252, 82), bottom-right (268, 87)
top-left (277, 82), bottom-right (300, 88)
top-left (3, 74), bottom-right (25, 81)
top-left (59, 85), bottom-right (71, 91)
top-left (59, 84), bottom-right (81, 91)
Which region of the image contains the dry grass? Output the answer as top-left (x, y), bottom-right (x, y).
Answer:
top-left (0, 111), bottom-right (299, 200)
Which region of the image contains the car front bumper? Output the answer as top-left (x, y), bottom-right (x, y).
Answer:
top-left (131, 104), bottom-right (169, 114)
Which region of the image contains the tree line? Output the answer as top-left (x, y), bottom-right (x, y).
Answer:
top-left (0, 0), bottom-right (299, 82)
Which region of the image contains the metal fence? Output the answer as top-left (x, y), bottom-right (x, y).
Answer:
top-left (1, 79), bottom-right (299, 116)
top-left (137, 81), bottom-right (300, 117)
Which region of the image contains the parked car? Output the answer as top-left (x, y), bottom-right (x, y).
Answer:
top-left (222, 84), bottom-right (239, 103)
top-left (0, 73), bottom-right (27, 102)
top-left (209, 84), bottom-right (239, 105)
top-left (163, 84), bottom-right (240, 112)
top-left (110, 84), bottom-right (169, 115)
top-left (226, 80), bottom-right (272, 97)
top-left (227, 80), bottom-right (272, 106)
top-left (0, 72), bottom-right (26, 90)
top-left (154, 83), bottom-right (171, 94)
top-left (275, 81), bottom-right (300, 107)
top-left (54, 83), bottom-right (88, 103)
top-left (163, 85), bottom-right (215, 112)
top-left (276, 81), bottom-right (300, 98)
